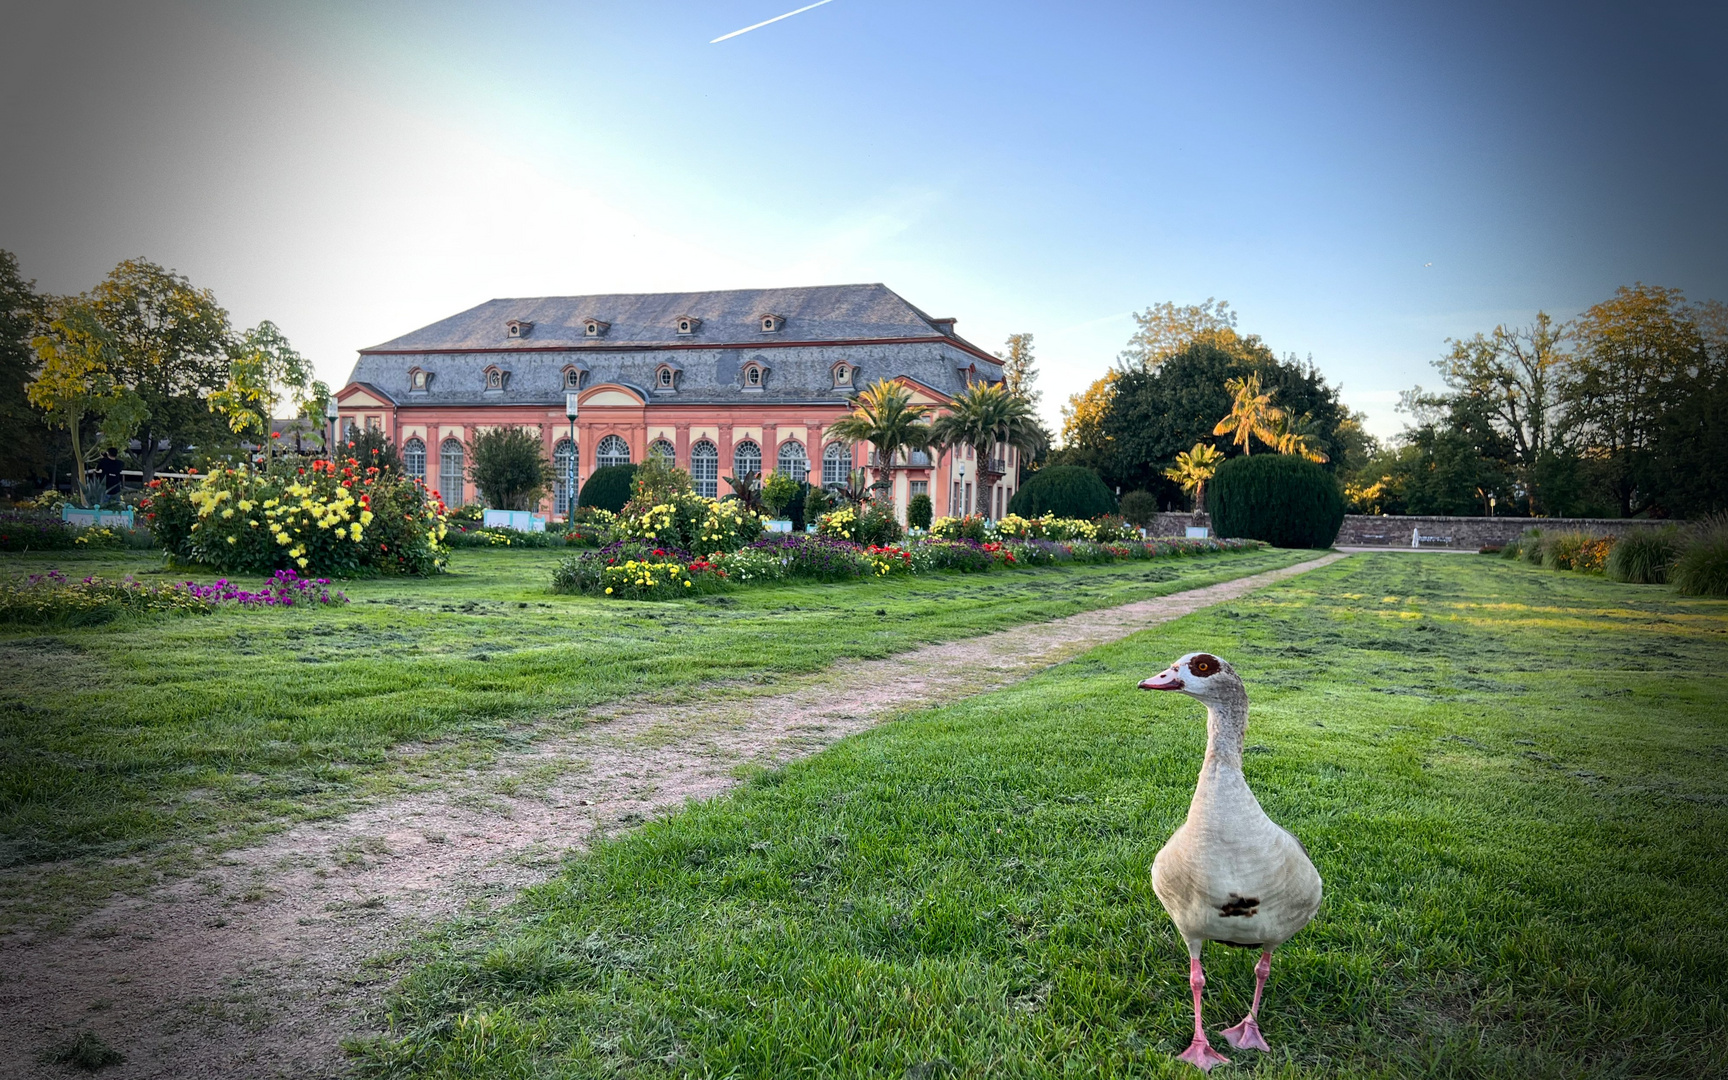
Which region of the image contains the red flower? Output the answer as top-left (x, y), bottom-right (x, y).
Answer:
top-left (271, 431), bottom-right (281, 439)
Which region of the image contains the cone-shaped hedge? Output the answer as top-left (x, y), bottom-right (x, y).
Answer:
top-left (577, 464), bottom-right (637, 513)
top-left (1206, 454), bottom-right (1343, 549)
top-left (1007, 466), bottom-right (1116, 519)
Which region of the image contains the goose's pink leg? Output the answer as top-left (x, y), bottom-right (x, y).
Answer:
top-left (1176, 957), bottom-right (1231, 1072)
top-left (1222, 951), bottom-right (1273, 1052)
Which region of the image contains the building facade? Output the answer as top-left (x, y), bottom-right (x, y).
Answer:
top-left (335, 284), bottom-right (1020, 520)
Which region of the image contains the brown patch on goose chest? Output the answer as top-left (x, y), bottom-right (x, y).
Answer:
top-left (1219, 893), bottom-right (1260, 917)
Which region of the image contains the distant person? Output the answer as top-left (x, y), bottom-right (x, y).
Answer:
top-left (96, 448), bottom-right (123, 497)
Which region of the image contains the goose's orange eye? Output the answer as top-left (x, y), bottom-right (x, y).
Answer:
top-left (1188, 654), bottom-right (1220, 677)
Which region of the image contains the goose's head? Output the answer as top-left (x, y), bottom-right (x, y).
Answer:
top-left (1139, 652), bottom-right (1241, 702)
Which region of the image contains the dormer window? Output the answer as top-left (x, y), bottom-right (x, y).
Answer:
top-left (408, 367), bottom-right (433, 392)
top-left (505, 319), bottom-right (532, 339)
top-left (483, 365), bottom-right (509, 392)
top-left (582, 318), bottom-right (610, 338)
top-left (742, 363), bottom-right (765, 389)
top-left (675, 316), bottom-right (700, 335)
top-left (759, 314), bottom-right (784, 333)
top-left (561, 363), bottom-right (587, 390)
top-left (832, 362), bottom-right (852, 388)
top-left (660, 368), bottom-right (673, 387)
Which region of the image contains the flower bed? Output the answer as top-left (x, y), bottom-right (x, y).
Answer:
top-left (1, 568), bottom-right (346, 627)
top-left (552, 531), bottom-right (1265, 600)
top-left (144, 458), bottom-right (447, 577)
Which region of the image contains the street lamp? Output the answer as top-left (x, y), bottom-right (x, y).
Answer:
top-left (325, 395), bottom-right (340, 461)
top-left (564, 391), bottom-right (580, 520)
top-left (1489, 493), bottom-right (1497, 518)
top-left (957, 459), bottom-right (968, 516)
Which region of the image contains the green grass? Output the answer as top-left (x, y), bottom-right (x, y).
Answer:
top-left (353, 553), bottom-right (1728, 1079)
top-left (0, 544), bottom-right (1307, 929)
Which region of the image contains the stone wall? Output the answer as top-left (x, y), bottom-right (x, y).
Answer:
top-left (1140, 511), bottom-right (1653, 550)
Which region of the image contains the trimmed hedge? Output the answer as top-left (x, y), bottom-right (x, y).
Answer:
top-left (1206, 454), bottom-right (1343, 549)
top-left (577, 464), bottom-right (637, 513)
top-left (1007, 466), bottom-right (1116, 520)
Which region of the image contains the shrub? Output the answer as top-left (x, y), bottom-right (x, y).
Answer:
top-left (141, 458), bottom-right (447, 577)
top-left (628, 493), bottom-right (762, 553)
top-left (339, 428), bottom-right (404, 474)
top-left (747, 535), bottom-right (872, 581)
top-left (803, 486), bottom-right (832, 523)
top-left (0, 509), bottom-right (79, 552)
top-left (1523, 534), bottom-right (1547, 564)
top-left (1543, 531), bottom-right (1611, 573)
top-left (930, 514), bottom-right (990, 542)
top-left (818, 504), bottom-right (903, 547)
top-left (1090, 515), bottom-right (1138, 542)
top-left (907, 492), bottom-right (933, 530)
top-left (1007, 466), bottom-right (1116, 520)
top-left (444, 525), bottom-right (566, 548)
top-left (1673, 516), bottom-right (1728, 597)
top-left (762, 472), bottom-right (802, 518)
top-left (1607, 527), bottom-right (1682, 584)
top-left (1119, 489), bottom-right (1159, 527)
top-left (1206, 455), bottom-right (1343, 549)
top-left (577, 465), bottom-right (637, 513)
top-left (912, 539), bottom-right (996, 573)
top-left (468, 427), bottom-right (551, 511)
top-left (1500, 536), bottom-right (1526, 560)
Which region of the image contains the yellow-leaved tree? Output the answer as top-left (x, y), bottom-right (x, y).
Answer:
top-left (28, 302), bottom-right (146, 505)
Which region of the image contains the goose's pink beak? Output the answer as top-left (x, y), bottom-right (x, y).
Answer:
top-left (1140, 669), bottom-right (1184, 691)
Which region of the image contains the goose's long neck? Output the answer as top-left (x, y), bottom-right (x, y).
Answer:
top-left (1201, 686), bottom-right (1249, 776)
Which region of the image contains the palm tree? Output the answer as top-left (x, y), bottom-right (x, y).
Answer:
top-left (1269, 411), bottom-right (1330, 463)
top-left (825, 379), bottom-right (934, 495)
top-left (928, 381), bottom-right (1046, 495)
top-left (1212, 373), bottom-right (1285, 455)
top-left (1163, 442), bottom-right (1225, 511)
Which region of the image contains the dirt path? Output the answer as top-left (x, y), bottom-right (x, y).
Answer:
top-left (2, 554), bottom-right (1342, 1079)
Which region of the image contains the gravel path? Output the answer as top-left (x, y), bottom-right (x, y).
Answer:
top-left (1, 553), bottom-right (1342, 1079)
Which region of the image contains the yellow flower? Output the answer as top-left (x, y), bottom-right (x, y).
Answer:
top-left (221, 508), bottom-right (235, 519)
top-left (605, 587), bottom-right (613, 594)
top-left (360, 510), bottom-right (374, 526)
top-left (296, 557), bottom-right (309, 568)
top-left (226, 536), bottom-right (237, 545)
top-left (238, 499), bottom-right (254, 512)
top-left (276, 533), bottom-right (291, 545)
top-left (351, 524), bottom-right (364, 540)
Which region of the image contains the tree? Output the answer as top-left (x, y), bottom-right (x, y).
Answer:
top-left (1095, 343), bottom-right (1349, 504)
top-left (1057, 372), bottom-right (1117, 470)
top-left (1564, 284), bottom-right (1708, 516)
top-left (929, 381), bottom-right (1046, 491)
top-left (207, 321), bottom-right (313, 468)
top-left (1268, 411), bottom-right (1330, 463)
top-left (87, 259), bottom-right (233, 481)
top-left (1119, 298), bottom-right (1252, 372)
top-left (825, 379), bottom-right (934, 494)
top-left (1437, 313), bottom-right (1569, 512)
top-left (28, 303), bottom-right (146, 505)
top-left (466, 427), bottom-right (550, 511)
top-left (996, 333), bottom-right (1042, 406)
top-left (1213, 373), bottom-right (1285, 456)
top-left (1163, 442), bottom-right (1224, 511)
top-left (0, 250), bottom-right (55, 489)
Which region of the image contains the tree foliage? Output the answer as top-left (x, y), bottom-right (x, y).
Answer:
top-left (86, 259), bottom-right (233, 480)
top-left (0, 251), bottom-right (56, 489)
top-left (826, 379), bottom-right (934, 489)
top-left (28, 303), bottom-right (148, 504)
top-left (1118, 298), bottom-right (1251, 372)
top-left (995, 333), bottom-right (1041, 406)
top-left (466, 427), bottom-right (551, 511)
top-left (207, 321), bottom-right (312, 468)
top-left (929, 381), bottom-right (1045, 483)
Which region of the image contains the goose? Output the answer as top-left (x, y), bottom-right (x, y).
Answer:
top-left (1141, 652), bottom-right (1322, 1072)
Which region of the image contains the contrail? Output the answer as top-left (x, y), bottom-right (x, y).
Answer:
top-left (711, 0), bottom-right (837, 43)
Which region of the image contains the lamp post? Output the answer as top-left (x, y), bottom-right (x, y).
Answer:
top-left (957, 459), bottom-right (968, 516)
top-left (564, 391), bottom-right (580, 520)
top-left (325, 396), bottom-right (340, 462)
top-left (1489, 493), bottom-right (1497, 518)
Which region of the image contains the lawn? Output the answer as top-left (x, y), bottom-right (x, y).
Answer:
top-left (0, 544), bottom-right (1307, 930)
top-left (352, 553), bottom-right (1728, 1079)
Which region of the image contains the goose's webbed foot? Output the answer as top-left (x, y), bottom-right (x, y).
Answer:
top-left (1222, 1015), bottom-right (1269, 1051)
top-left (1176, 1036), bottom-right (1231, 1072)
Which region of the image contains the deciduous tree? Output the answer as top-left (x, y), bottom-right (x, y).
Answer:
top-left (28, 303), bottom-right (146, 504)
top-left (0, 250), bottom-right (55, 488)
top-left (1119, 298), bottom-right (1251, 372)
top-left (87, 259), bottom-right (232, 481)
top-left (207, 320), bottom-right (312, 468)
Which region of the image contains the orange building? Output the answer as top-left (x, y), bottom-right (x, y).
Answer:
top-left (335, 284), bottom-right (1021, 520)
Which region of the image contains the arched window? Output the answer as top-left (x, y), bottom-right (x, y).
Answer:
top-left (690, 440), bottom-right (718, 498)
top-left (777, 440), bottom-right (808, 483)
top-left (597, 434), bottom-right (631, 468)
top-left (439, 438), bottom-right (465, 506)
top-left (553, 439), bottom-right (578, 513)
top-left (648, 439), bottom-right (676, 464)
top-left (822, 441), bottom-right (852, 488)
top-left (733, 439), bottom-right (761, 478)
top-left (746, 366), bottom-right (762, 386)
top-left (403, 437), bottom-right (426, 484)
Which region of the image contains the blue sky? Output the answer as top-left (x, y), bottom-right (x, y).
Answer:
top-left (2, 0), bottom-right (1723, 439)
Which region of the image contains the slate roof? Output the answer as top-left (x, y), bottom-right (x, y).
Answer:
top-left (346, 284), bottom-right (1003, 407)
